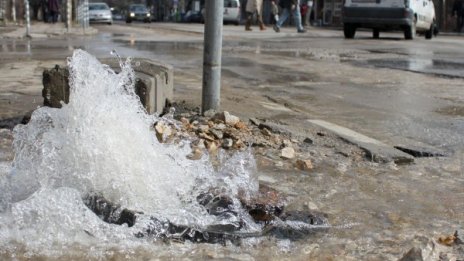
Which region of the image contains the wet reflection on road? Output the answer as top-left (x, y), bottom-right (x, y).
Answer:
top-left (363, 58), bottom-right (464, 78)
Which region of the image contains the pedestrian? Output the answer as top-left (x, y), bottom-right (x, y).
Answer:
top-left (40, 0), bottom-right (48, 22)
top-left (48, 0), bottom-right (60, 23)
top-left (273, 0), bottom-right (306, 33)
top-left (270, 0), bottom-right (279, 25)
top-left (300, 1), bottom-right (308, 26)
top-left (302, 0), bottom-right (313, 26)
top-left (245, 0), bottom-right (266, 31)
top-left (452, 0), bottom-right (464, 32)
top-left (30, 0), bottom-right (41, 20)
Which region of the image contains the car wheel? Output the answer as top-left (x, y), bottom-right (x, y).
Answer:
top-left (404, 17), bottom-right (416, 40)
top-left (426, 20), bottom-right (437, 39)
top-left (433, 23), bottom-right (439, 36)
top-left (344, 23), bottom-right (356, 39)
top-left (126, 19), bottom-right (132, 23)
top-left (373, 29), bottom-right (379, 39)
top-left (425, 24), bottom-right (433, 39)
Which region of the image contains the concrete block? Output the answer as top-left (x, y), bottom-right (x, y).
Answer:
top-left (101, 58), bottom-right (174, 114)
top-left (42, 58), bottom-right (173, 115)
top-left (42, 65), bottom-right (70, 108)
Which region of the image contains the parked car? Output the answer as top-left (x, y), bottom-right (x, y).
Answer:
top-left (126, 4), bottom-right (151, 23)
top-left (111, 8), bottom-right (124, 21)
top-left (201, 0), bottom-right (240, 25)
top-left (223, 0), bottom-right (240, 25)
top-left (342, 0), bottom-right (438, 40)
top-left (88, 2), bottom-right (113, 25)
top-left (183, 10), bottom-right (204, 23)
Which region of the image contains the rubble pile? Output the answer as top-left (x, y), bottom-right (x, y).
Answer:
top-left (154, 108), bottom-right (315, 172)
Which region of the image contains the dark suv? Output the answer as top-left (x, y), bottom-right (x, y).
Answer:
top-left (126, 4), bottom-right (151, 23)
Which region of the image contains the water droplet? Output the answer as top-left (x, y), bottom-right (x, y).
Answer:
top-left (135, 61), bottom-right (141, 67)
top-left (110, 49), bottom-right (124, 69)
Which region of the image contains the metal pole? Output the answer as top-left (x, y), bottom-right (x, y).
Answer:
top-left (83, 0), bottom-right (88, 32)
top-left (201, 0), bottom-right (223, 113)
top-left (24, 0), bottom-right (29, 37)
top-left (78, 0), bottom-right (83, 30)
top-left (12, 0), bottom-right (16, 23)
top-left (67, 0), bottom-right (71, 32)
top-left (0, 0), bottom-right (3, 24)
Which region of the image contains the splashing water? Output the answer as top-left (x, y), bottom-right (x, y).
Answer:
top-left (0, 50), bottom-right (259, 255)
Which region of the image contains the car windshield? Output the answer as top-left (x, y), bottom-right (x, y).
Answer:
top-left (224, 0), bottom-right (238, 7)
top-left (130, 5), bottom-right (147, 12)
top-left (89, 4), bottom-right (109, 11)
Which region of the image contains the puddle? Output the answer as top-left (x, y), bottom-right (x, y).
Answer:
top-left (223, 57), bottom-right (317, 85)
top-left (365, 48), bottom-right (437, 56)
top-left (1, 41), bottom-right (30, 53)
top-left (119, 40), bottom-right (202, 51)
top-left (363, 59), bottom-right (464, 78)
top-left (436, 105), bottom-right (464, 117)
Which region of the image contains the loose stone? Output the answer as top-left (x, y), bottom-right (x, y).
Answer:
top-left (210, 129), bottom-right (224, 139)
top-left (222, 138), bottom-right (233, 149)
top-left (281, 147), bottom-right (295, 159)
top-left (187, 148), bottom-right (203, 160)
top-left (225, 112), bottom-right (240, 126)
top-left (296, 159), bottom-right (313, 171)
top-left (198, 124), bottom-right (209, 133)
top-left (234, 121), bottom-right (248, 130)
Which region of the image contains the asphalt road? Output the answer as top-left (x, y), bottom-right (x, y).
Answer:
top-left (1, 22), bottom-right (463, 155)
top-left (0, 22), bottom-right (463, 260)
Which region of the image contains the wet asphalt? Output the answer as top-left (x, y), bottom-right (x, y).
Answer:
top-left (0, 22), bottom-right (464, 260)
top-left (0, 22), bottom-right (463, 155)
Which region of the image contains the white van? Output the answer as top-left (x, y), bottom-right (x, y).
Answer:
top-left (201, 0), bottom-right (241, 25)
top-left (342, 0), bottom-right (438, 40)
top-left (223, 0), bottom-right (241, 25)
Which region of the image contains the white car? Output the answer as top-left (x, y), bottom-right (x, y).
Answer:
top-left (223, 0), bottom-right (241, 25)
top-left (202, 0), bottom-right (241, 25)
top-left (89, 2), bottom-right (113, 25)
top-left (342, 0), bottom-right (438, 40)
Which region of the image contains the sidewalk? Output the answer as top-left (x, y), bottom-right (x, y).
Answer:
top-left (0, 22), bottom-right (98, 39)
top-left (2, 21), bottom-right (462, 40)
top-left (152, 22), bottom-right (339, 39)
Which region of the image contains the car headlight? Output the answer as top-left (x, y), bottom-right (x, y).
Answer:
top-left (130, 12), bottom-right (135, 17)
top-left (147, 13), bottom-right (150, 17)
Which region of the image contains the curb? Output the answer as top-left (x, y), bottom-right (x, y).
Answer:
top-left (307, 119), bottom-right (414, 164)
top-left (0, 24), bottom-right (98, 39)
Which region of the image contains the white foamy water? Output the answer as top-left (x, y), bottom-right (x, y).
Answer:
top-left (0, 50), bottom-right (259, 256)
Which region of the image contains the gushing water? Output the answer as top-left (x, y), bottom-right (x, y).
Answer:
top-left (0, 50), bottom-right (259, 256)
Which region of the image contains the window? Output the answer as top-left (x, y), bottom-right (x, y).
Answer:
top-left (224, 0), bottom-right (238, 8)
top-left (89, 4), bottom-right (109, 11)
top-left (130, 5), bottom-right (148, 12)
